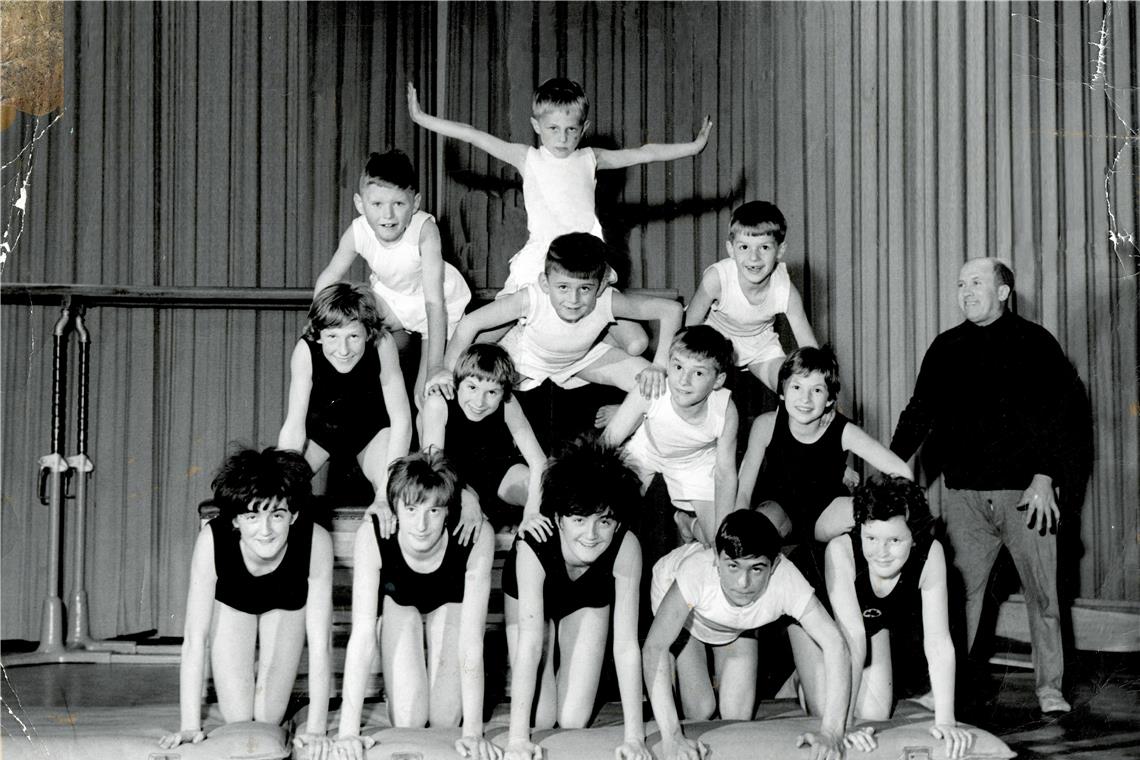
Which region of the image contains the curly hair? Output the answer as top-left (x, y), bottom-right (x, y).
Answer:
top-left (853, 474), bottom-right (934, 538)
top-left (212, 447), bottom-right (313, 521)
top-left (540, 434), bottom-right (640, 524)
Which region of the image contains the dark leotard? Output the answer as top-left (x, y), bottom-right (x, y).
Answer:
top-left (443, 396), bottom-right (524, 505)
top-left (211, 516), bottom-right (313, 614)
top-left (305, 337), bottom-right (390, 458)
top-left (373, 514), bottom-right (474, 615)
top-left (502, 526), bottom-right (629, 622)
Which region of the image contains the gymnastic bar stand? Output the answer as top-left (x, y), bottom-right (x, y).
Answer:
top-left (4, 303), bottom-right (177, 666)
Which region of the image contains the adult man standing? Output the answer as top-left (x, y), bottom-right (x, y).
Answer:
top-left (890, 257), bottom-right (1079, 714)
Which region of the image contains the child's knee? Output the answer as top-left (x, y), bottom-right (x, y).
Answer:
top-left (681, 690), bottom-right (716, 721)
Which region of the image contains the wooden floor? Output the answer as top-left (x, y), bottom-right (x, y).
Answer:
top-left (2, 641), bottom-right (1137, 759)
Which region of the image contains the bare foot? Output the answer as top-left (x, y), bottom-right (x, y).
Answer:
top-left (594, 404), bottom-right (620, 428)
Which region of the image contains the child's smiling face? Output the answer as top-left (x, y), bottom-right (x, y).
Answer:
top-left (530, 107), bottom-right (589, 159)
top-left (455, 376), bottom-right (505, 422)
top-left (781, 370), bottom-right (832, 426)
top-left (725, 228), bottom-right (784, 287)
top-left (354, 181), bottom-right (419, 245)
top-left (540, 267), bottom-right (602, 323)
top-left (318, 320), bottom-right (368, 373)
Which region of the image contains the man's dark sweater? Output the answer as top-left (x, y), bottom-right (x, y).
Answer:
top-left (890, 311), bottom-right (1078, 491)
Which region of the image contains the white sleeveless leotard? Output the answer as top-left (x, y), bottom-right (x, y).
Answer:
top-left (352, 210), bottom-right (472, 336)
top-left (701, 259), bottom-right (791, 366)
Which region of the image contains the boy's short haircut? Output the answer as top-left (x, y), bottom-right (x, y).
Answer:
top-left (715, 509), bottom-right (782, 562)
top-left (544, 232), bottom-right (609, 283)
top-left (532, 77), bottom-right (589, 121)
top-left (212, 447), bottom-right (313, 522)
top-left (990, 258), bottom-right (1015, 291)
top-left (305, 282), bottom-right (385, 342)
top-left (360, 149), bottom-right (418, 193)
top-left (540, 435), bottom-right (640, 524)
top-left (729, 200), bottom-right (787, 244)
top-left (386, 449), bottom-right (461, 529)
top-left (853, 474), bottom-right (935, 539)
top-left (453, 344), bottom-right (517, 401)
top-left (670, 325), bottom-right (734, 376)
top-left (777, 345), bottom-right (841, 405)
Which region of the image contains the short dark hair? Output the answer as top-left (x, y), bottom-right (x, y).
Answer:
top-left (532, 77), bottom-right (589, 121)
top-left (729, 201), bottom-right (787, 244)
top-left (386, 449), bottom-right (462, 529)
top-left (853, 474), bottom-right (934, 539)
top-left (360, 149), bottom-right (418, 193)
top-left (541, 435), bottom-right (639, 524)
top-left (715, 510), bottom-right (782, 562)
top-left (304, 282), bottom-right (385, 342)
top-left (212, 447), bottom-right (313, 522)
top-left (453, 343), bottom-right (517, 401)
top-left (670, 325), bottom-right (734, 375)
top-left (544, 232), bottom-right (609, 283)
top-left (777, 345), bottom-right (841, 405)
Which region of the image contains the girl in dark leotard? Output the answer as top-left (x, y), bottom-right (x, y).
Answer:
top-left (278, 282), bottom-right (417, 535)
top-left (159, 449), bottom-right (334, 757)
top-left (419, 344), bottom-right (549, 544)
top-left (336, 451), bottom-right (496, 760)
top-left (502, 437), bottom-right (649, 760)
top-left (824, 475), bottom-right (974, 759)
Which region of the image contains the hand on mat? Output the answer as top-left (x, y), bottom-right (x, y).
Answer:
top-left (454, 502), bottom-right (486, 546)
top-left (158, 728), bottom-right (206, 749)
top-left (662, 733), bottom-right (709, 760)
top-left (842, 726), bottom-right (876, 752)
top-left (294, 732), bottom-right (334, 760)
top-left (1016, 474), bottom-right (1059, 535)
top-left (636, 365), bottom-right (667, 399)
top-left (518, 512), bottom-right (554, 542)
top-left (455, 735), bottom-right (503, 760)
top-left (367, 502), bottom-right (398, 538)
top-left (425, 369), bottom-right (456, 400)
top-left (614, 737), bottom-right (652, 760)
top-left (795, 730), bottom-right (844, 760)
top-left (332, 734), bottom-right (376, 760)
top-left (503, 738), bottom-right (543, 760)
top-left (930, 724), bottom-right (975, 759)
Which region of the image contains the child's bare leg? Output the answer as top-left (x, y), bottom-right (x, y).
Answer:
top-left (253, 608), bottom-right (307, 725)
top-left (604, 319), bottom-right (650, 357)
top-left (855, 630), bottom-right (894, 721)
top-left (712, 635), bottom-right (759, 720)
top-left (210, 604), bottom-right (258, 723)
top-left (675, 634), bottom-right (715, 720)
top-left (505, 596), bottom-right (558, 729)
top-left (576, 351), bottom-right (650, 393)
top-left (414, 339), bottom-right (431, 409)
top-left (497, 463), bottom-right (530, 507)
top-left (424, 602), bottom-right (464, 727)
top-left (380, 599), bottom-right (430, 727)
top-left (688, 500), bottom-right (717, 547)
top-left (788, 622), bottom-right (827, 716)
top-left (673, 509), bottom-right (698, 545)
top-left (360, 428), bottom-right (396, 522)
top-left (746, 357), bottom-right (783, 393)
top-left (814, 496), bottom-right (855, 543)
top-left (755, 500), bottom-right (793, 540)
top-left (554, 606), bottom-right (609, 728)
top-left (302, 440), bottom-right (331, 474)
top-left (372, 293), bottom-right (406, 334)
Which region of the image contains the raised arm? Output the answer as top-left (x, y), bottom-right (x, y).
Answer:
top-left (407, 83), bottom-right (529, 170)
top-left (504, 398), bottom-right (551, 540)
top-left (278, 341), bottom-right (313, 453)
top-left (919, 540), bottom-right (974, 758)
top-left (314, 229), bottom-right (361, 295)
top-left (712, 400), bottom-right (739, 536)
top-left (842, 424), bottom-right (912, 480)
top-left (427, 292), bottom-right (530, 400)
top-left (612, 535), bottom-right (650, 760)
top-left (299, 526), bottom-right (335, 746)
top-left (685, 267), bottom-right (722, 327)
top-left (455, 527), bottom-right (498, 760)
top-left (602, 388), bottom-right (651, 447)
top-left (594, 117), bottom-right (712, 170)
top-left (336, 524), bottom-right (383, 756)
top-left (642, 583), bottom-right (705, 760)
top-left (505, 544), bottom-right (547, 760)
top-left (417, 217), bottom-right (450, 385)
top-left (159, 527), bottom-right (216, 749)
top-left (735, 412), bottom-right (776, 512)
top-left (782, 285), bottom-right (819, 350)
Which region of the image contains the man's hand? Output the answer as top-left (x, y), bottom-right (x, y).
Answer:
top-left (929, 724), bottom-right (974, 759)
top-left (636, 365), bottom-right (667, 399)
top-left (795, 730), bottom-right (845, 760)
top-left (1016, 473), bottom-right (1060, 535)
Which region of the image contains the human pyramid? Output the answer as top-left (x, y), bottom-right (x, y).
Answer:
top-left (158, 77), bottom-right (1015, 760)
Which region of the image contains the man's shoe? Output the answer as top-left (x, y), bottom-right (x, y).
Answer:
top-left (1038, 688), bottom-right (1072, 714)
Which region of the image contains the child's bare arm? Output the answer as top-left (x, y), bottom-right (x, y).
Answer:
top-left (611, 536), bottom-right (648, 758)
top-left (735, 412), bottom-right (776, 511)
top-left (602, 389), bottom-right (651, 447)
top-left (504, 399), bottom-right (550, 538)
top-left (417, 218), bottom-right (449, 380)
top-left (301, 527), bottom-right (335, 740)
top-left (428, 292), bottom-right (530, 398)
top-left (457, 529), bottom-right (494, 747)
top-left (713, 400), bottom-right (739, 530)
top-left (643, 584), bottom-right (706, 760)
top-left (314, 229), bottom-right (360, 295)
top-left (795, 597), bottom-right (851, 754)
top-left (685, 267), bottom-right (722, 327)
top-left (611, 292), bottom-right (684, 368)
top-left (278, 341), bottom-right (313, 453)
top-left (337, 524), bottom-right (383, 742)
top-left (842, 423), bottom-right (913, 479)
top-left (595, 117), bottom-right (713, 170)
top-left (783, 285), bottom-right (819, 349)
top-left (418, 392), bottom-right (449, 451)
top-left (407, 83), bottom-right (528, 170)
